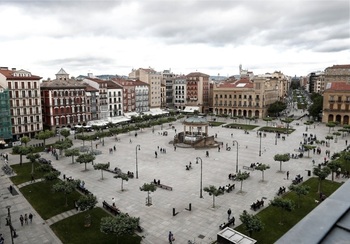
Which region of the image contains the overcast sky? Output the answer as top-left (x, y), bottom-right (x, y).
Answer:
top-left (1, 0), bottom-right (349, 79)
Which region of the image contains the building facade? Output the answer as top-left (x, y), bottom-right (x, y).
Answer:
top-left (112, 78), bottom-right (136, 113)
top-left (324, 64), bottom-right (350, 84)
top-left (41, 69), bottom-right (89, 131)
top-left (134, 80), bottom-right (149, 113)
top-left (173, 76), bottom-right (186, 110)
top-left (0, 67), bottom-right (43, 140)
top-left (186, 72), bottom-right (210, 113)
top-left (106, 80), bottom-right (123, 117)
top-left (0, 85), bottom-right (12, 142)
top-left (322, 82), bottom-right (350, 125)
top-left (162, 70), bottom-right (175, 108)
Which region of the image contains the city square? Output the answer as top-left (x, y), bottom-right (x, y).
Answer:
top-left (1, 108), bottom-right (348, 244)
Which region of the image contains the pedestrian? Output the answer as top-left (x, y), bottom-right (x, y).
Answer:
top-left (346, 140), bottom-right (348, 146)
top-left (20, 215), bottom-right (24, 226)
top-left (28, 213), bottom-right (33, 223)
top-left (286, 171), bottom-right (289, 180)
top-left (74, 200), bottom-right (79, 211)
top-left (31, 173), bottom-right (35, 182)
top-left (24, 213), bottom-right (28, 224)
top-left (129, 139), bottom-right (132, 143)
top-left (155, 151), bottom-right (158, 158)
top-left (0, 233), bottom-right (4, 244)
top-left (174, 146), bottom-right (176, 151)
top-left (112, 197), bottom-right (116, 207)
top-left (168, 231), bottom-right (174, 244)
top-left (227, 208), bottom-right (232, 220)
top-left (206, 151), bottom-right (209, 157)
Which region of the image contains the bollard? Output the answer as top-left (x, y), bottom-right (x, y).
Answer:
top-left (173, 208), bottom-right (176, 216)
top-left (189, 203), bottom-right (191, 211)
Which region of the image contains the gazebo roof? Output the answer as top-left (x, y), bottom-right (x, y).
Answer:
top-left (183, 116), bottom-right (208, 125)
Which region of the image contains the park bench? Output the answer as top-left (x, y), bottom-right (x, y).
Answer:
top-left (153, 182), bottom-right (173, 191)
top-left (243, 166), bottom-right (255, 171)
top-left (219, 217), bottom-right (235, 229)
top-left (77, 185), bottom-right (91, 195)
top-left (102, 200), bottom-right (120, 216)
top-left (226, 184), bottom-right (235, 193)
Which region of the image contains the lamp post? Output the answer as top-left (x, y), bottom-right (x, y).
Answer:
top-left (232, 140), bottom-right (239, 173)
top-left (259, 132), bottom-right (262, 156)
top-left (196, 157), bottom-right (203, 198)
top-left (6, 205), bottom-right (15, 244)
top-left (135, 145), bottom-right (141, 179)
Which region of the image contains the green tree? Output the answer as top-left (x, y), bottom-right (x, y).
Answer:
top-left (263, 117), bottom-right (273, 126)
top-left (303, 144), bottom-right (317, 158)
top-left (100, 214), bottom-right (139, 243)
top-left (236, 171), bottom-right (250, 192)
top-left (140, 183), bottom-right (157, 206)
top-left (52, 180), bottom-right (77, 207)
top-left (332, 132), bottom-right (341, 143)
top-left (255, 164), bottom-right (270, 182)
top-left (313, 166), bottom-right (331, 193)
top-left (267, 101), bottom-right (287, 117)
top-left (65, 148), bottom-right (80, 164)
top-left (54, 138), bottom-right (73, 156)
top-left (76, 153), bottom-right (96, 171)
top-left (20, 136), bottom-right (31, 146)
top-left (270, 197), bottom-right (294, 225)
top-left (26, 153), bottom-right (41, 174)
top-left (326, 122), bottom-right (336, 133)
top-left (60, 129), bottom-right (71, 139)
top-left (203, 185), bottom-right (223, 208)
top-left (13, 146), bottom-right (33, 165)
top-left (35, 130), bottom-right (55, 147)
top-left (77, 194), bottom-right (98, 211)
top-left (281, 118), bottom-right (293, 135)
top-left (289, 184), bottom-right (310, 208)
top-left (308, 93), bottom-right (323, 119)
top-left (239, 210), bottom-right (264, 237)
top-left (43, 170), bottom-right (61, 181)
top-left (114, 173), bottom-right (129, 191)
top-left (76, 134), bottom-right (90, 147)
top-left (93, 163), bottom-right (109, 180)
top-left (273, 153), bottom-right (290, 172)
top-left (326, 160), bottom-right (342, 181)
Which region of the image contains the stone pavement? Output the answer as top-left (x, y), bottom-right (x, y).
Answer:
top-left (1, 108), bottom-right (348, 244)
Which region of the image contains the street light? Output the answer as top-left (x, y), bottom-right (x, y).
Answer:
top-left (196, 157), bottom-right (203, 198)
top-left (259, 132), bottom-right (262, 156)
top-left (232, 140), bottom-right (239, 173)
top-left (135, 145), bottom-right (141, 179)
top-left (6, 205), bottom-right (15, 244)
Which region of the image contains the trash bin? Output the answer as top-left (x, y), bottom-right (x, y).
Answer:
top-left (307, 170), bottom-right (311, 176)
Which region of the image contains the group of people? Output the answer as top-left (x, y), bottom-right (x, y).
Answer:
top-left (218, 184), bottom-right (235, 193)
top-left (277, 186), bottom-right (286, 196)
top-left (251, 199), bottom-right (264, 211)
top-left (185, 162), bottom-right (192, 170)
top-left (228, 173), bottom-right (236, 180)
top-left (292, 174), bottom-right (303, 185)
top-left (19, 213), bottom-right (33, 226)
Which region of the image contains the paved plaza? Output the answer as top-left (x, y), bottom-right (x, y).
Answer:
top-left (1, 108), bottom-right (349, 244)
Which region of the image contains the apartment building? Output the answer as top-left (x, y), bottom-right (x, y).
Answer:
top-left (134, 80), bottom-right (149, 113)
top-left (0, 67), bottom-right (42, 140)
top-left (84, 84), bottom-right (99, 121)
top-left (186, 72), bottom-right (210, 113)
top-left (322, 82), bottom-right (350, 125)
top-left (41, 68), bottom-right (89, 131)
top-left (0, 85), bottom-right (12, 142)
top-left (112, 78), bottom-right (136, 113)
top-left (162, 70), bottom-right (175, 108)
top-left (106, 80), bottom-right (123, 117)
top-left (129, 68), bottom-right (162, 108)
top-left (173, 76), bottom-right (186, 110)
top-left (83, 74), bottom-right (109, 119)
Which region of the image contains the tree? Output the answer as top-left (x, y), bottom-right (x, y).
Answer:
top-left (35, 130), bottom-right (55, 147)
top-left (267, 101), bottom-right (287, 117)
top-left (100, 214), bottom-right (139, 243)
top-left (77, 194), bottom-right (98, 211)
top-left (281, 118), bottom-right (293, 135)
top-left (327, 160), bottom-right (342, 181)
top-left (289, 185), bottom-right (310, 208)
top-left (203, 185), bottom-right (223, 208)
top-left (114, 173), bottom-right (129, 191)
top-left (273, 153), bottom-right (290, 172)
top-left (236, 171), bottom-right (250, 192)
top-left (76, 134), bottom-right (90, 147)
top-left (60, 129), bottom-right (71, 139)
top-left (332, 132), bottom-right (341, 143)
top-left (65, 148), bottom-right (80, 164)
top-left (93, 163), bottom-right (109, 180)
top-left (52, 180), bottom-right (77, 207)
top-left (43, 170), bottom-right (61, 181)
top-left (140, 183), bottom-right (157, 206)
top-left (26, 153), bottom-right (41, 174)
top-left (20, 136), bottom-right (31, 147)
top-left (308, 93), bottom-right (323, 119)
top-left (270, 197), bottom-right (294, 225)
top-left (326, 122), bottom-right (336, 133)
top-left (239, 210), bottom-right (264, 237)
top-left (303, 144), bottom-right (317, 158)
top-left (325, 135), bottom-right (333, 145)
top-left (313, 166), bottom-right (331, 193)
top-left (263, 117), bottom-right (273, 126)
top-left (76, 153), bottom-right (96, 171)
top-left (13, 145), bottom-right (33, 165)
top-left (255, 164), bottom-right (270, 182)
top-left (54, 138), bottom-right (73, 156)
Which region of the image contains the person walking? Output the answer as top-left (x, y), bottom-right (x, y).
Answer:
top-left (227, 208), bottom-right (232, 220)
top-left (24, 214), bottom-right (28, 224)
top-left (168, 231), bottom-right (174, 243)
top-left (19, 215), bottom-right (24, 226)
top-left (286, 171), bottom-right (290, 180)
top-left (28, 213), bottom-right (33, 223)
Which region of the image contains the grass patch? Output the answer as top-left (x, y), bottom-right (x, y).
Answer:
top-left (224, 123), bottom-right (258, 130)
top-left (259, 126), bottom-right (295, 134)
top-left (19, 179), bottom-right (81, 220)
top-left (51, 207), bottom-right (141, 244)
top-left (208, 121), bottom-right (226, 126)
top-left (234, 178), bottom-right (341, 243)
top-left (10, 162), bottom-right (47, 185)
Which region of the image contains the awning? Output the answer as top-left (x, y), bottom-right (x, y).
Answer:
top-left (183, 106), bottom-right (199, 113)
